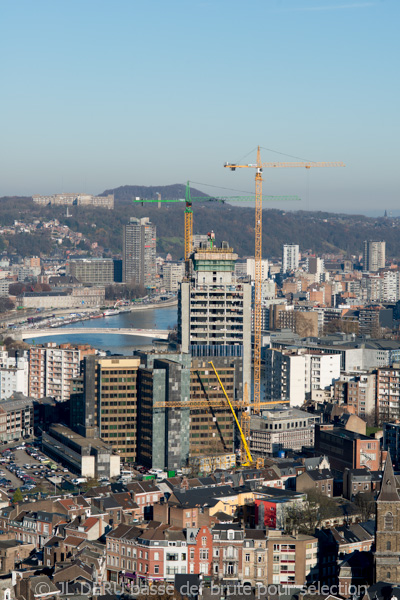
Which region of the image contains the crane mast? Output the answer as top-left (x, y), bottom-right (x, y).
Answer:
top-left (225, 149), bottom-right (345, 418)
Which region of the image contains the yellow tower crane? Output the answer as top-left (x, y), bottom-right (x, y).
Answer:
top-left (224, 148), bottom-right (345, 416)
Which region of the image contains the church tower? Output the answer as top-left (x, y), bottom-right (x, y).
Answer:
top-left (375, 452), bottom-right (400, 582)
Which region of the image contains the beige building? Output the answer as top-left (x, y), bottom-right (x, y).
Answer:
top-left (17, 286), bottom-right (105, 309)
top-left (266, 530), bottom-right (318, 586)
top-left (243, 530), bottom-right (267, 586)
top-left (67, 258), bottom-right (114, 284)
top-left (162, 261), bottom-right (185, 292)
top-left (70, 356), bottom-right (141, 461)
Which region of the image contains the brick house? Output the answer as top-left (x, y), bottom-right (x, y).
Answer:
top-left (211, 524), bottom-right (244, 582)
top-left (186, 526), bottom-right (213, 576)
top-left (296, 469), bottom-right (334, 497)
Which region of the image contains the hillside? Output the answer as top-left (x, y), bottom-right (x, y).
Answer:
top-left (101, 183), bottom-right (209, 204)
top-left (0, 190), bottom-right (399, 260)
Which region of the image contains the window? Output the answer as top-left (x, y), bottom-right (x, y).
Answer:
top-left (190, 549), bottom-right (195, 560)
top-left (387, 541), bottom-right (392, 551)
top-left (154, 552), bottom-right (159, 560)
top-left (200, 549), bottom-right (208, 560)
top-left (245, 554), bottom-right (250, 562)
top-left (201, 536), bottom-right (207, 546)
top-left (154, 565), bottom-right (159, 574)
top-left (384, 512), bottom-right (394, 530)
top-left (387, 572), bottom-right (391, 579)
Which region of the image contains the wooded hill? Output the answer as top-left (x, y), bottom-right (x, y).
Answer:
top-left (0, 187), bottom-right (397, 260)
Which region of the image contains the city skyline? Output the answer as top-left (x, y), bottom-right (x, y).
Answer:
top-left (0, 0), bottom-right (398, 214)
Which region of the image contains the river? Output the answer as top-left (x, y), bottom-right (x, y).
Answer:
top-left (24, 305), bottom-right (178, 355)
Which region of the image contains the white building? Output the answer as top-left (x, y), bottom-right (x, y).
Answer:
top-left (282, 244), bottom-right (299, 273)
top-left (383, 270), bottom-right (400, 302)
top-left (363, 240), bottom-right (385, 272)
top-left (162, 262), bottom-right (185, 292)
top-left (240, 258), bottom-right (269, 281)
top-left (265, 348), bottom-right (341, 406)
top-left (306, 257), bottom-right (325, 283)
top-left (0, 351), bottom-right (29, 399)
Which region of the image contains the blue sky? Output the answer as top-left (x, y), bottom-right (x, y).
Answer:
top-left (0, 0), bottom-right (398, 214)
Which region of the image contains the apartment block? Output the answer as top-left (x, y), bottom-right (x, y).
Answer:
top-left (333, 372), bottom-right (376, 419)
top-left (363, 240), bottom-right (385, 272)
top-left (282, 244), bottom-right (299, 273)
top-left (67, 258), bottom-right (114, 284)
top-left (0, 351), bottom-right (29, 399)
top-left (266, 530), bottom-right (318, 586)
top-left (376, 364), bottom-right (400, 423)
top-left (123, 217), bottom-right (156, 289)
top-left (0, 395), bottom-right (34, 442)
top-left (178, 239), bottom-right (251, 397)
top-left (250, 408), bottom-right (319, 455)
top-left (32, 193), bottom-right (114, 209)
top-left (29, 343), bottom-right (95, 402)
top-left (265, 348), bottom-right (340, 406)
top-left (162, 261), bottom-right (185, 292)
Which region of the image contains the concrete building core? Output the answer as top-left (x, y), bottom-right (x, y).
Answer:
top-left (178, 239), bottom-right (251, 399)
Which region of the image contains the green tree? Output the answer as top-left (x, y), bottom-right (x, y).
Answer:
top-left (12, 488), bottom-right (23, 503)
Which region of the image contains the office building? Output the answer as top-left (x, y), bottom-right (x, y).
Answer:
top-left (123, 217), bottom-right (156, 289)
top-left (363, 240), bottom-right (385, 272)
top-left (42, 423), bottom-right (120, 478)
top-left (250, 407), bottom-right (319, 455)
top-left (178, 237), bottom-right (251, 397)
top-left (136, 351), bottom-right (236, 471)
top-left (282, 244), bottom-right (299, 273)
top-left (70, 355), bottom-right (140, 461)
top-left (29, 343), bottom-right (95, 402)
top-left (67, 258), bottom-right (114, 285)
top-left (315, 424), bottom-right (381, 471)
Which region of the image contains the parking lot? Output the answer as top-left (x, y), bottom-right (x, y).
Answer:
top-left (0, 443), bottom-right (75, 499)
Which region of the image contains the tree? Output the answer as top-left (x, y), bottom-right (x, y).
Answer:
top-left (354, 491), bottom-right (375, 521)
top-left (284, 490), bottom-right (342, 535)
top-left (0, 298), bottom-right (14, 313)
top-left (12, 488), bottom-right (23, 503)
top-left (80, 477), bottom-right (99, 492)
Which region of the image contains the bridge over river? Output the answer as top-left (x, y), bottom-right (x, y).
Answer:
top-left (15, 327), bottom-right (170, 340)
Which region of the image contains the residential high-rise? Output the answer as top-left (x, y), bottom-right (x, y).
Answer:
top-left (282, 244), bottom-right (299, 273)
top-left (363, 240), bottom-right (385, 272)
top-left (178, 237), bottom-right (251, 397)
top-left (29, 343), bottom-right (95, 402)
top-left (123, 217), bottom-right (156, 289)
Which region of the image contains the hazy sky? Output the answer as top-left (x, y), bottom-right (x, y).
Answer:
top-left (0, 0), bottom-right (398, 214)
